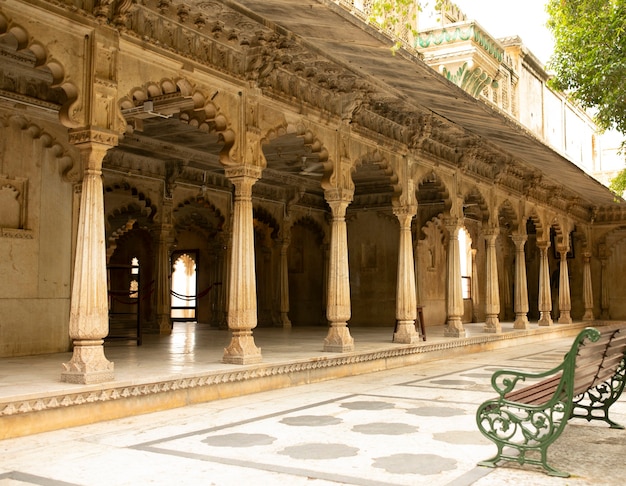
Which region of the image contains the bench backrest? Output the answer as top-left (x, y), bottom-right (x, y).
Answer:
top-left (573, 327), bottom-right (626, 397)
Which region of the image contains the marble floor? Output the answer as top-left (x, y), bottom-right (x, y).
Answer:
top-left (1, 328), bottom-right (625, 485)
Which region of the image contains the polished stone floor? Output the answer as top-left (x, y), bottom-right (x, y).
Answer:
top-left (1, 328), bottom-right (625, 485)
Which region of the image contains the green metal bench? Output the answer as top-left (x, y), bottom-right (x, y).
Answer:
top-left (476, 326), bottom-right (626, 477)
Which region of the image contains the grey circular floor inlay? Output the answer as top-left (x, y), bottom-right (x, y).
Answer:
top-left (433, 430), bottom-right (490, 445)
top-left (461, 372), bottom-right (493, 379)
top-left (279, 443), bottom-right (359, 460)
top-left (372, 453), bottom-right (457, 475)
top-left (352, 422), bottom-right (418, 435)
top-left (340, 400), bottom-right (395, 410)
top-left (202, 433), bottom-right (276, 447)
top-left (280, 415), bottom-right (342, 426)
top-left (429, 379), bottom-right (476, 386)
top-left (406, 406), bottom-right (466, 417)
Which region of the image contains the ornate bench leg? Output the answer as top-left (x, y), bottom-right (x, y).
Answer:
top-left (541, 449), bottom-right (569, 478)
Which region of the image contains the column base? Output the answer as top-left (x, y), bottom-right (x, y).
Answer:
top-left (483, 315), bottom-right (501, 333)
top-left (582, 310), bottom-right (595, 321)
top-left (444, 318), bottom-right (466, 338)
top-left (279, 313), bottom-right (292, 329)
top-left (538, 312), bottom-right (553, 326)
top-left (558, 311), bottom-right (572, 324)
top-left (513, 314), bottom-right (530, 329)
top-left (157, 313), bottom-right (172, 335)
top-left (222, 330), bottom-right (262, 364)
top-left (61, 340), bottom-right (115, 384)
top-left (393, 321), bottom-right (420, 344)
top-left (324, 323), bottom-right (354, 352)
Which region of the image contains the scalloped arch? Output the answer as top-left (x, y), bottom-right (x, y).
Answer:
top-left (173, 196), bottom-right (226, 232)
top-left (526, 208), bottom-right (545, 239)
top-left (0, 13), bottom-right (78, 127)
top-left (291, 215), bottom-right (325, 244)
top-left (119, 78), bottom-right (235, 162)
top-left (497, 199), bottom-right (518, 231)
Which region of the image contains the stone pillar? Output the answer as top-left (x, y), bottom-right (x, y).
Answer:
top-left (414, 240), bottom-right (423, 308)
top-left (557, 247), bottom-right (573, 324)
top-left (537, 240), bottom-right (553, 326)
top-left (599, 244), bottom-right (610, 319)
top-left (393, 206), bottom-right (420, 344)
top-left (279, 236), bottom-right (292, 328)
top-left (222, 166), bottom-right (262, 364)
top-left (484, 230), bottom-right (501, 333)
top-left (582, 251), bottom-right (594, 321)
top-left (62, 131), bottom-right (115, 384)
top-left (218, 233), bottom-right (231, 329)
top-left (323, 191), bottom-right (354, 352)
top-left (470, 248), bottom-right (480, 322)
top-left (154, 207), bottom-right (174, 334)
top-left (445, 219), bottom-right (466, 337)
top-left (512, 234), bottom-right (530, 329)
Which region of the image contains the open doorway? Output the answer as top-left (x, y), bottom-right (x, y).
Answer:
top-left (171, 251), bottom-right (198, 321)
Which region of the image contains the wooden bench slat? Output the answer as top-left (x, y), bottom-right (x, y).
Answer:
top-left (505, 375), bottom-right (562, 404)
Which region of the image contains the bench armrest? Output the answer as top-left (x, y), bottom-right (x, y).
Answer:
top-left (490, 363), bottom-right (566, 397)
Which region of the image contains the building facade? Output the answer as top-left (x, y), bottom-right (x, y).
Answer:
top-left (1, 0), bottom-right (626, 384)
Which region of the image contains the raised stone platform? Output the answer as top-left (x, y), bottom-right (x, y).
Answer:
top-left (1, 321), bottom-right (614, 440)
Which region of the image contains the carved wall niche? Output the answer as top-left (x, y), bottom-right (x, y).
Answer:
top-left (0, 175), bottom-right (28, 237)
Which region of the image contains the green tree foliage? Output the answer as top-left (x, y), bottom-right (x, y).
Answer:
top-left (547, 0), bottom-right (626, 133)
top-left (547, 0), bottom-right (626, 194)
top-left (369, 1), bottom-right (442, 52)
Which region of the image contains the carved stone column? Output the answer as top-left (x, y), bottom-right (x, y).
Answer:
top-left (323, 190), bottom-right (354, 352)
top-left (484, 230), bottom-right (501, 333)
top-left (393, 206), bottom-right (420, 344)
top-left (154, 199), bottom-right (174, 335)
top-left (218, 232), bottom-right (231, 329)
top-left (470, 248), bottom-right (480, 322)
top-left (512, 234), bottom-right (530, 329)
top-left (279, 236), bottom-right (292, 328)
top-left (222, 166), bottom-right (262, 364)
top-left (445, 219), bottom-right (466, 337)
top-left (537, 240), bottom-right (553, 326)
top-left (62, 131), bottom-right (116, 384)
top-left (557, 247), bottom-right (572, 324)
top-left (599, 244), bottom-right (610, 319)
top-left (582, 251), bottom-right (594, 321)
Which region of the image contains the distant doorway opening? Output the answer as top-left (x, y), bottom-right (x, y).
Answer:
top-left (171, 251), bottom-right (198, 321)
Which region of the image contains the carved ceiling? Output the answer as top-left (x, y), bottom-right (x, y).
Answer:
top-left (1, 0), bottom-right (624, 223)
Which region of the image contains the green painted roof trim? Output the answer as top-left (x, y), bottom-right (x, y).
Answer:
top-left (416, 24), bottom-right (504, 63)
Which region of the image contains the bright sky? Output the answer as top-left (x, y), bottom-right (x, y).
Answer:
top-left (449, 1), bottom-right (555, 65)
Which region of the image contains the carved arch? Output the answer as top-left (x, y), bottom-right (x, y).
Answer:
top-left (0, 12), bottom-right (78, 127)
top-left (415, 171), bottom-right (452, 234)
top-left (526, 208), bottom-right (546, 240)
top-left (119, 78), bottom-right (236, 162)
top-left (2, 114), bottom-right (78, 181)
top-left (253, 205), bottom-right (280, 241)
top-left (352, 149), bottom-right (402, 202)
top-left (462, 186), bottom-right (490, 225)
top-left (173, 196), bottom-right (226, 239)
top-left (291, 215), bottom-right (326, 245)
top-left (497, 199), bottom-right (519, 233)
top-left (104, 182), bottom-right (157, 258)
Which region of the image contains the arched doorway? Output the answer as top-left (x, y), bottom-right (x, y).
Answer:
top-left (171, 251), bottom-right (198, 321)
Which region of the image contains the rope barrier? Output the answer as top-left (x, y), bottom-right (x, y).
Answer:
top-left (170, 282), bottom-right (222, 300)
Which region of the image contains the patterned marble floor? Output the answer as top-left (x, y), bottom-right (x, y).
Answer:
top-left (1, 335), bottom-right (625, 486)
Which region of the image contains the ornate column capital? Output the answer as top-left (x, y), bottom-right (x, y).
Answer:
top-left (536, 239), bottom-right (551, 251)
top-left (393, 205), bottom-right (416, 228)
top-left (511, 234), bottom-right (528, 248)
